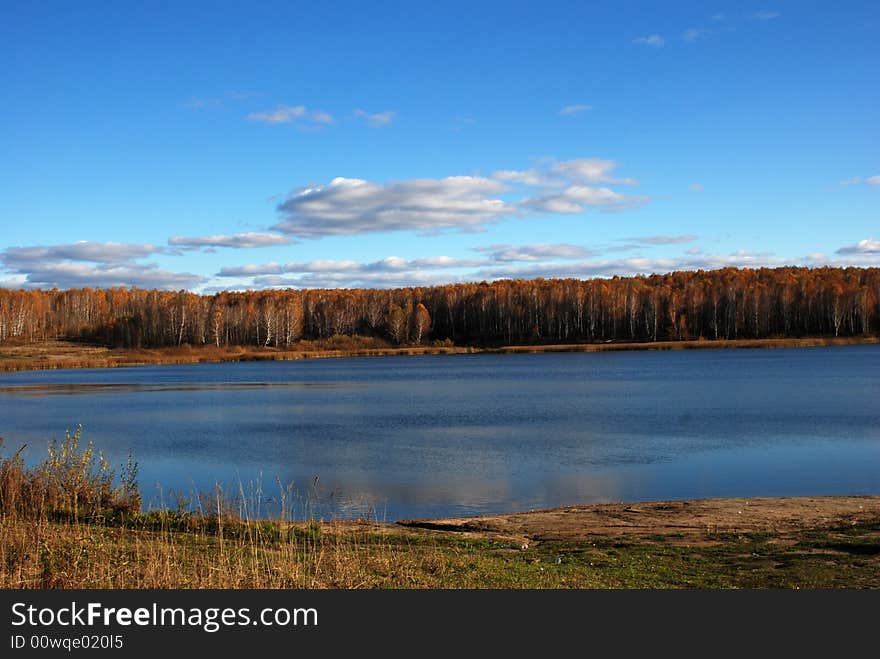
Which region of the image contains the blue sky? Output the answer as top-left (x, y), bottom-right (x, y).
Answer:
top-left (1, 1), bottom-right (877, 291)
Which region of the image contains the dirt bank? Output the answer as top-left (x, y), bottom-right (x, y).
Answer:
top-left (398, 496), bottom-right (880, 545)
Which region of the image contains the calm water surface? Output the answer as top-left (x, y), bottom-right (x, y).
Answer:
top-left (0, 346), bottom-right (877, 520)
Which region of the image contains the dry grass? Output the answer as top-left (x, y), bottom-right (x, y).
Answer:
top-left (1, 336), bottom-right (876, 373)
top-left (0, 515), bottom-right (458, 589)
top-left (0, 338), bottom-right (468, 373)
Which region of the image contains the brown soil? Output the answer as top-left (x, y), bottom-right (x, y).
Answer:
top-left (397, 496), bottom-right (880, 546)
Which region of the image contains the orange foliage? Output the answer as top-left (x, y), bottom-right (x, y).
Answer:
top-left (0, 267), bottom-right (877, 348)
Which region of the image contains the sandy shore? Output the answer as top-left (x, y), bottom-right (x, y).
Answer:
top-left (397, 495), bottom-right (880, 546)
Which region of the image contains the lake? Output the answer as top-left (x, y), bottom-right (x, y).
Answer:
top-left (0, 345), bottom-right (878, 521)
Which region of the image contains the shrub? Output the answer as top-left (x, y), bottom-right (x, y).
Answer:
top-left (0, 427), bottom-right (141, 520)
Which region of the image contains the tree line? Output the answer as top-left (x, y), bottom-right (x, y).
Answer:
top-left (0, 267), bottom-right (877, 348)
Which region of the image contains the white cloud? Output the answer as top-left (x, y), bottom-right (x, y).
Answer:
top-left (491, 169), bottom-right (553, 187)
top-left (310, 110), bottom-right (335, 125)
top-left (270, 159), bottom-right (646, 237)
top-left (208, 239), bottom-right (880, 291)
top-left (272, 158), bottom-right (647, 238)
top-left (216, 262), bottom-right (286, 277)
top-left (559, 104), bottom-right (592, 116)
top-left (521, 185), bottom-right (646, 214)
top-left (474, 251), bottom-right (789, 281)
top-left (0, 241), bottom-right (205, 290)
top-left (493, 158), bottom-right (638, 190)
top-left (354, 109), bottom-right (395, 127)
top-left (0, 261), bottom-right (205, 291)
top-left (752, 10), bottom-right (781, 20)
top-left (549, 158), bottom-right (638, 185)
top-left (836, 238), bottom-right (880, 255)
top-left (245, 105), bottom-right (335, 128)
top-left (222, 238), bottom-right (707, 286)
top-left (272, 175), bottom-right (515, 237)
top-left (683, 28), bottom-right (710, 42)
top-left (2, 241), bottom-right (163, 267)
top-left (251, 270), bottom-right (463, 290)
top-left (633, 34), bottom-right (665, 47)
top-left (168, 233), bottom-right (292, 250)
top-left (246, 105), bottom-right (308, 124)
top-left (840, 176), bottom-right (880, 187)
top-left (475, 243), bottom-right (598, 262)
top-left (217, 255), bottom-right (487, 278)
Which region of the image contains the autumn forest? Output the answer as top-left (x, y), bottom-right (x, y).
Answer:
top-left (1, 267), bottom-right (878, 349)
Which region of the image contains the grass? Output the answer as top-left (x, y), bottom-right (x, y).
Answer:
top-left (3, 515), bottom-right (878, 589)
top-left (1, 432), bottom-right (879, 589)
top-left (0, 336), bottom-right (877, 373)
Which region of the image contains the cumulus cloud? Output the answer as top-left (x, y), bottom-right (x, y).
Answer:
top-left (217, 255), bottom-right (487, 278)
top-left (0, 259), bottom-right (205, 291)
top-left (168, 233), bottom-right (292, 250)
top-left (868, 176), bottom-right (880, 186)
top-left (559, 104), bottom-right (592, 116)
top-left (491, 169), bottom-right (553, 187)
top-left (354, 109), bottom-right (395, 127)
top-left (493, 158), bottom-right (637, 189)
top-left (220, 238), bottom-right (726, 290)
top-left (0, 241), bottom-right (204, 290)
top-left (272, 176), bottom-right (514, 237)
top-left (548, 159), bottom-right (638, 185)
top-left (475, 244), bottom-right (598, 262)
top-left (271, 158), bottom-right (646, 238)
top-left (634, 34), bottom-right (665, 47)
top-left (521, 186), bottom-right (645, 214)
top-left (9, 263), bottom-right (206, 290)
top-left (836, 238), bottom-right (880, 255)
top-left (246, 105), bottom-right (308, 124)
top-left (2, 241), bottom-right (163, 267)
top-left (207, 235), bottom-right (880, 291)
top-left (246, 105), bottom-right (335, 128)
top-left (221, 236), bottom-right (703, 286)
top-left (473, 251), bottom-right (789, 281)
top-left (496, 159), bottom-right (645, 213)
top-left (223, 249), bottom-right (799, 289)
top-left (252, 270), bottom-right (463, 290)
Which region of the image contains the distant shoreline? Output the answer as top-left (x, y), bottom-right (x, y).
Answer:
top-left (0, 335), bottom-right (877, 373)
